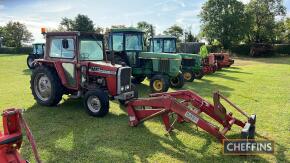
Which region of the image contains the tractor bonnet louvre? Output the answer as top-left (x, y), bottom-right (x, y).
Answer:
top-left (159, 60), bottom-right (170, 72)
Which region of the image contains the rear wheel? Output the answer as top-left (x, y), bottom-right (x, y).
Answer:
top-left (27, 55), bottom-right (36, 69)
top-left (150, 75), bottom-right (169, 93)
top-left (84, 90), bottom-right (109, 117)
top-left (182, 71), bottom-right (194, 82)
top-left (30, 66), bottom-right (63, 106)
top-left (170, 73), bottom-right (184, 88)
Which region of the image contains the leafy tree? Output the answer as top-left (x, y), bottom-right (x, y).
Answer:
top-left (285, 18), bottom-right (290, 43)
top-left (186, 31), bottom-right (198, 42)
top-left (246, 0), bottom-right (286, 43)
top-left (60, 14), bottom-right (95, 32)
top-left (1, 21), bottom-right (33, 47)
top-left (200, 0), bottom-right (250, 48)
top-left (136, 21), bottom-right (154, 46)
top-left (164, 24), bottom-right (183, 42)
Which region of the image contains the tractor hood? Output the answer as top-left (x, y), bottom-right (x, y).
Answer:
top-left (139, 52), bottom-right (181, 60)
top-left (176, 53), bottom-right (201, 60)
top-left (85, 61), bottom-right (122, 75)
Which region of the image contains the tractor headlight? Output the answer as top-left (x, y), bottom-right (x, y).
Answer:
top-left (121, 86), bottom-right (125, 91)
top-left (125, 85), bottom-right (130, 90)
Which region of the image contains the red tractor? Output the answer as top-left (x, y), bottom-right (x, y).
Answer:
top-left (31, 29), bottom-right (137, 117)
top-left (211, 52), bottom-right (234, 69)
top-left (202, 53), bottom-right (217, 74)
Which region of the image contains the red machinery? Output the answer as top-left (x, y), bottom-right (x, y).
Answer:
top-left (202, 54), bottom-right (218, 75)
top-left (127, 90), bottom-right (256, 142)
top-left (211, 52), bottom-right (234, 69)
top-left (0, 109), bottom-right (41, 163)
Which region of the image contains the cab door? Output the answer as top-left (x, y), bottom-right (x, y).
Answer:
top-left (48, 36), bottom-right (78, 89)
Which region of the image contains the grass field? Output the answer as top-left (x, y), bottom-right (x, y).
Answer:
top-left (0, 54), bottom-right (289, 163)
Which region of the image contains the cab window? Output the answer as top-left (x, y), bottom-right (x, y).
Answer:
top-left (111, 33), bottom-right (123, 51)
top-left (50, 38), bottom-right (75, 58)
top-left (151, 39), bottom-right (163, 52)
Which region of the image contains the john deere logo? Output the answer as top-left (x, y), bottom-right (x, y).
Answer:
top-left (223, 139), bottom-right (274, 155)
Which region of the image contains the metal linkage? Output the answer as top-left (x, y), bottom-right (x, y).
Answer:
top-left (127, 90), bottom-right (256, 142)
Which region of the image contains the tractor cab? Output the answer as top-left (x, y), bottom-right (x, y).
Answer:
top-left (108, 28), bottom-right (144, 67)
top-left (27, 43), bottom-right (45, 69)
top-left (31, 29), bottom-right (136, 117)
top-left (149, 35), bottom-right (203, 81)
top-left (108, 28), bottom-right (184, 93)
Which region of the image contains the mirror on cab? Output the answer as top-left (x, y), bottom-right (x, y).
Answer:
top-left (62, 39), bottom-right (69, 49)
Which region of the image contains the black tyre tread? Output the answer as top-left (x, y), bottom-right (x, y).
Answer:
top-left (30, 66), bottom-right (63, 106)
top-left (170, 73), bottom-right (184, 88)
top-left (150, 75), bottom-right (169, 93)
top-left (27, 55), bottom-right (36, 69)
top-left (84, 90), bottom-right (109, 117)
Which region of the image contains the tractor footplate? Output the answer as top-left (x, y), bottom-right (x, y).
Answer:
top-left (126, 90), bottom-right (256, 142)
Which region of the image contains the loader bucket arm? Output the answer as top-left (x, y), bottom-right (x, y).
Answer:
top-left (127, 90), bottom-right (256, 142)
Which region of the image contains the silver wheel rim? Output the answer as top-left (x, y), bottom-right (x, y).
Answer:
top-left (87, 95), bottom-right (101, 113)
top-left (28, 58), bottom-right (34, 67)
top-left (34, 73), bottom-right (52, 101)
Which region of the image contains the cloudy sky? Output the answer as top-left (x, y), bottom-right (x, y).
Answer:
top-left (0, 0), bottom-right (289, 42)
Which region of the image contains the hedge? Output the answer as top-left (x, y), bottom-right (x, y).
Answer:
top-left (230, 44), bottom-right (251, 56)
top-left (273, 44), bottom-right (290, 55)
top-left (0, 47), bottom-right (32, 54)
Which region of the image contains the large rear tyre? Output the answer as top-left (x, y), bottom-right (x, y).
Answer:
top-left (170, 73), bottom-right (184, 88)
top-left (150, 75), bottom-right (169, 93)
top-left (27, 55), bottom-right (36, 69)
top-left (30, 66), bottom-right (63, 106)
top-left (182, 71), bottom-right (194, 82)
top-left (84, 90), bottom-right (109, 117)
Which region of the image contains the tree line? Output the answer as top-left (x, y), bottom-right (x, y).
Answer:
top-left (0, 0), bottom-right (289, 49)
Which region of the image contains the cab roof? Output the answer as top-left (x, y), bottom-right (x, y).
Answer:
top-left (110, 27), bottom-right (144, 33)
top-left (45, 31), bottom-right (103, 39)
top-left (151, 35), bottom-right (176, 39)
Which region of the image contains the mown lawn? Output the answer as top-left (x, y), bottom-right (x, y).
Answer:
top-left (0, 54), bottom-right (289, 163)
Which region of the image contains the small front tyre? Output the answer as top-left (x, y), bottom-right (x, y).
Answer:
top-left (150, 75), bottom-right (169, 93)
top-left (84, 90), bottom-right (109, 117)
top-left (170, 73), bottom-right (184, 88)
top-left (27, 55), bottom-right (36, 69)
top-left (182, 71), bottom-right (195, 82)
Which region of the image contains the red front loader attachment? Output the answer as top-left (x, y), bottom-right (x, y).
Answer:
top-left (0, 109), bottom-right (41, 163)
top-left (127, 90), bottom-right (256, 142)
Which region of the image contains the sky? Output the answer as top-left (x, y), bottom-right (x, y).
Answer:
top-left (0, 0), bottom-right (289, 43)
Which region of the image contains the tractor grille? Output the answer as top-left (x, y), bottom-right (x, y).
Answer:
top-left (182, 59), bottom-right (196, 67)
top-left (159, 60), bottom-right (170, 72)
top-left (117, 67), bottom-right (132, 94)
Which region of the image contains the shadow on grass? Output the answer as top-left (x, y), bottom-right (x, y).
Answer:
top-left (23, 69), bottom-right (32, 75)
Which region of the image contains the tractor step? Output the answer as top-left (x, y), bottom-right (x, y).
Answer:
top-left (126, 90), bottom-right (256, 142)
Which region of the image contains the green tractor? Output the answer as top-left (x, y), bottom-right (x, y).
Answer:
top-left (149, 35), bottom-right (204, 81)
top-left (107, 28), bottom-right (184, 93)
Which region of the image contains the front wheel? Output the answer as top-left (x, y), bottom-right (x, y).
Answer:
top-left (84, 90), bottom-right (109, 117)
top-left (27, 55), bottom-right (36, 69)
top-left (182, 71), bottom-right (195, 82)
top-left (150, 75), bottom-right (169, 93)
top-left (170, 73), bottom-right (184, 88)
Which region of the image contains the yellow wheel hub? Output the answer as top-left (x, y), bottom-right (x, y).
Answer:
top-left (183, 72), bottom-right (192, 81)
top-left (153, 80), bottom-right (163, 91)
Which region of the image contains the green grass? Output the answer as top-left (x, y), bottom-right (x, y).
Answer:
top-left (0, 54), bottom-right (289, 162)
